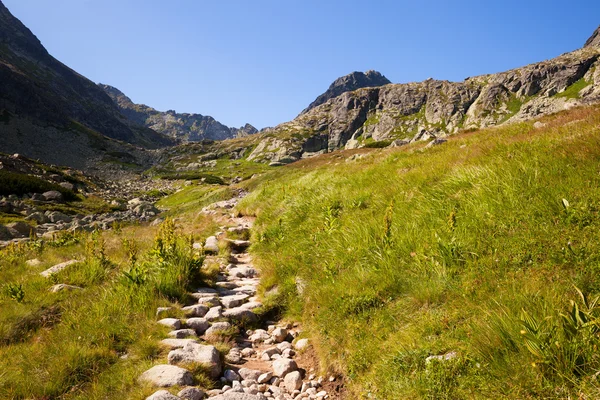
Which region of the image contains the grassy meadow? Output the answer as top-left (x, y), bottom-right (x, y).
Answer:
top-left (237, 105), bottom-right (600, 399)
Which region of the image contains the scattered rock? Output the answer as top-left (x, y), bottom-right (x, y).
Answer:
top-left (145, 390), bottom-right (181, 400)
top-left (40, 260), bottom-right (80, 278)
top-left (168, 342), bottom-right (222, 378)
top-left (272, 358), bottom-right (298, 377)
top-left (159, 338), bottom-right (198, 349)
top-left (185, 318), bottom-right (210, 334)
top-left (42, 191), bottom-right (63, 202)
top-left (178, 386), bottom-right (205, 400)
top-left (204, 236), bottom-right (220, 253)
top-left (139, 365), bottom-right (194, 387)
top-left (182, 304), bottom-right (209, 318)
top-left (283, 371), bottom-right (303, 392)
top-left (49, 284), bottom-right (82, 293)
top-left (294, 338), bottom-right (309, 351)
top-left (158, 318), bottom-right (181, 330)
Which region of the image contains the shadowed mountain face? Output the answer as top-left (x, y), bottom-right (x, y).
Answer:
top-left (100, 84), bottom-right (258, 143)
top-left (300, 70), bottom-right (391, 115)
top-left (0, 1), bottom-right (174, 169)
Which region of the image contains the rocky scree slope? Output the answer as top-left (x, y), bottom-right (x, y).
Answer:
top-left (100, 84), bottom-right (258, 142)
top-left (246, 28), bottom-right (600, 164)
top-left (300, 70), bottom-right (391, 115)
top-left (0, 1), bottom-right (174, 169)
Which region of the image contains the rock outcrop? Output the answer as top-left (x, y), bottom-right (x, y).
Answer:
top-left (585, 26), bottom-right (600, 48)
top-left (99, 84), bottom-right (257, 142)
top-left (300, 70), bottom-right (391, 114)
top-left (247, 31), bottom-right (600, 164)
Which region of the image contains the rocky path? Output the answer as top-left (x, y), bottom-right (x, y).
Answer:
top-left (140, 195), bottom-right (333, 400)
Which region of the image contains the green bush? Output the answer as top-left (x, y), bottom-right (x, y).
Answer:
top-left (0, 170), bottom-right (78, 200)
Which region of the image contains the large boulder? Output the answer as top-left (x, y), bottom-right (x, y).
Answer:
top-left (167, 342), bottom-right (222, 378)
top-left (272, 358), bottom-right (298, 377)
top-left (146, 390), bottom-right (181, 400)
top-left (204, 236), bottom-right (219, 253)
top-left (6, 221), bottom-right (33, 237)
top-left (139, 364), bottom-right (194, 387)
top-left (42, 191), bottom-right (63, 202)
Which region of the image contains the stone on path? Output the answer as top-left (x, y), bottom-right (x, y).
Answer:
top-left (225, 347), bottom-right (243, 364)
top-left (40, 260), bottom-right (79, 277)
top-left (257, 372), bottom-right (273, 384)
top-left (210, 392), bottom-right (262, 400)
top-left (204, 306), bottom-right (223, 321)
top-left (283, 370), bottom-right (303, 392)
top-left (178, 387), bottom-right (205, 400)
top-left (146, 390), bottom-right (180, 400)
top-left (182, 304), bottom-right (209, 317)
top-left (168, 342), bottom-right (222, 378)
top-left (238, 367), bottom-right (262, 381)
top-left (271, 327), bottom-right (288, 343)
top-left (221, 294), bottom-right (250, 308)
top-left (224, 369), bottom-right (242, 382)
top-left (160, 338), bottom-right (198, 349)
top-left (185, 318), bottom-right (210, 334)
top-left (168, 329), bottom-right (197, 339)
top-left (222, 307), bottom-right (258, 323)
top-left (205, 321), bottom-right (232, 337)
top-left (272, 358), bottom-right (298, 377)
top-left (156, 307), bottom-right (173, 319)
top-left (294, 338), bottom-right (309, 350)
top-left (139, 364), bottom-right (194, 387)
top-left (204, 236), bottom-right (220, 253)
top-left (158, 318), bottom-right (181, 330)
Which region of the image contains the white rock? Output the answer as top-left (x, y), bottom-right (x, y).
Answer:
top-left (223, 307), bottom-right (258, 323)
top-left (205, 321), bottom-right (233, 337)
top-left (271, 328), bottom-right (288, 343)
top-left (238, 368), bottom-right (262, 381)
top-left (178, 386), bottom-right (205, 400)
top-left (158, 318), bottom-right (181, 330)
top-left (186, 318), bottom-right (210, 334)
top-left (182, 304), bottom-right (209, 317)
top-left (139, 364), bottom-right (194, 387)
top-left (168, 342), bottom-right (222, 378)
top-left (146, 389), bottom-right (180, 400)
top-left (225, 369), bottom-right (242, 382)
top-left (205, 306), bottom-right (223, 321)
top-left (168, 329), bottom-right (197, 339)
top-left (294, 339), bottom-right (309, 351)
top-left (160, 338), bottom-right (198, 349)
top-left (257, 372), bottom-right (273, 384)
top-left (221, 294), bottom-right (250, 308)
top-left (283, 371), bottom-right (302, 392)
top-left (204, 236), bottom-right (220, 253)
top-left (272, 358), bottom-right (297, 377)
top-left (40, 259), bottom-right (79, 277)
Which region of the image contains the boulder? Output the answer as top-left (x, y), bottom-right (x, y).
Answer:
top-left (204, 306), bottom-right (223, 321)
top-left (139, 364), bottom-right (194, 387)
top-left (146, 390), bottom-right (180, 400)
top-left (225, 347), bottom-right (243, 364)
top-left (294, 338), bottom-right (309, 350)
top-left (271, 328), bottom-right (288, 343)
top-left (158, 318), bottom-right (181, 330)
top-left (182, 304), bottom-right (209, 318)
top-left (283, 371), bottom-right (303, 392)
top-left (238, 368), bottom-right (262, 381)
top-left (168, 342), bottom-right (222, 378)
top-left (272, 358), bottom-right (297, 377)
top-left (40, 260), bottom-right (80, 277)
top-left (178, 387), bottom-right (205, 400)
top-left (168, 329), bottom-right (197, 339)
top-left (205, 321), bottom-right (232, 337)
top-left (222, 307), bottom-right (258, 323)
top-left (204, 236), bottom-right (220, 253)
top-left (6, 221), bottom-right (33, 237)
top-left (159, 338), bottom-right (198, 349)
top-left (47, 211), bottom-right (72, 223)
top-left (42, 191), bottom-right (63, 202)
top-left (221, 294), bottom-right (250, 308)
top-left (0, 224), bottom-right (14, 240)
top-left (185, 318), bottom-right (210, 334)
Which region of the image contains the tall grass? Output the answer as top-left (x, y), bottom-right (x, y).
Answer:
top-left (239, 106), bottom-right (600, 398)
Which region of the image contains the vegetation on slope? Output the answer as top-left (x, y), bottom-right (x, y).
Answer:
top-left (238, 105), bottom-right (600, 398)
top-left (0, 203), bottom-right (221, 398)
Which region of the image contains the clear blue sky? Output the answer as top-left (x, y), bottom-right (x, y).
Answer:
top-left (4, 0), bottom-right (599, 129)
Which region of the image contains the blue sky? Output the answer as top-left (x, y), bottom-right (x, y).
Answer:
top-left (4, 0), bottom-right (600, 129)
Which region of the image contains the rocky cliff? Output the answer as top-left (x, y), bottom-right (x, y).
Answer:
top-left (100, 84), bottom-right (257, 142)
top-left (246, 29), bottom-right (600, 164)
top-left (300, 70), bottom-right (391, 114)
top-left (0, 1), bottom-right (174, 170)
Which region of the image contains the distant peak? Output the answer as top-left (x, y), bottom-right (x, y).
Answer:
top-left (301, 70), bottom-right (391, 114)
top-left (584, 26), bottom-right (600, 48)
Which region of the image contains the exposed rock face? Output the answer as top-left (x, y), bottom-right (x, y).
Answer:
top-left (301, 70), bottom-right (391, 114)
top-left (247, 35), bottom-right (600, 164)
top-left (0, 1), bottom-right (173, 169)
top-left (99, 84), bottom-right (257, 142)
top-left (585, 26), bottom-right (600, 48)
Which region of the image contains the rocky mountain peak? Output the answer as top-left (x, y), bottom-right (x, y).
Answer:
top-left (300, 70), bottom-right (391, 114)
top-left (585, 26), bottom-right (600, 48)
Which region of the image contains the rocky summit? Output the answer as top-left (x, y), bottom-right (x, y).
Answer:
top-left (585, 25), bottom-right (600, 48)
top-left (300, 70), bottom-right (391, 114)
top-left (100, 84), bottom-right (258, 143)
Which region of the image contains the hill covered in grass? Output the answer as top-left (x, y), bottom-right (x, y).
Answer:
top-left (237, 104), bottom-right (600, 398)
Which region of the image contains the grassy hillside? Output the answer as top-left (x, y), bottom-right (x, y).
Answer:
top-left (238, 105), bottom-right (600, 399)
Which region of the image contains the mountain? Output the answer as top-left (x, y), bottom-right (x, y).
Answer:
top-left (300, 70), bottom-right (391, 114)
top-left (585, 26), bottom-right (600, 48)
top-left (0, 1), bottom-right (174, 170)
top-left (245, 28), bottom-right (600, 164)
top-left (99, 84), bottom-right (257, 142)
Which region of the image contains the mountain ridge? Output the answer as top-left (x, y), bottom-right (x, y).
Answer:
top-left (99, 84), bottom-right (258, 142)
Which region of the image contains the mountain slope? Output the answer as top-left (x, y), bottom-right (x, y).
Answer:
top-left (245, 29), bottom-right (600, 164)
top-left (585, 25), bottom-right (600, 48)
top-left (100, 84), bottom-right (258, 142)
top-left (300, 70), bottom-right (391, 114)
top-left (0, 1), bottom-right (173, 169)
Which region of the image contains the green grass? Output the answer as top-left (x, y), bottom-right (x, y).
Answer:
top-left (238, 105), bottom-right (600, 399)
top-left (0, 214), bottom-right (219, 399)
top-left (0, 170), bottom-right (78, 200)
top-left (555, 77), bottom-right (593, 99)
